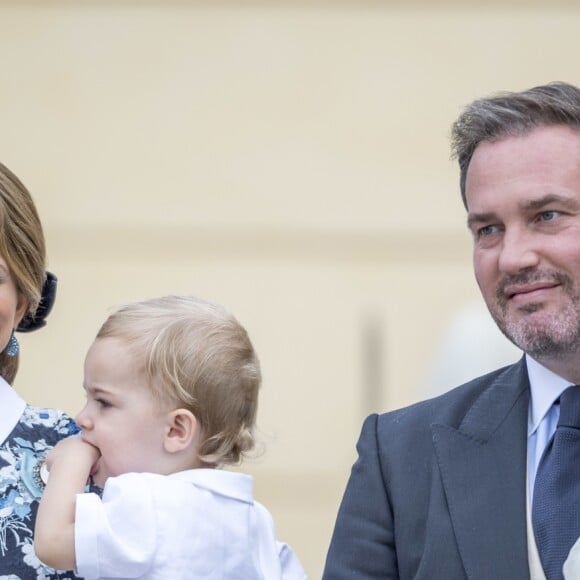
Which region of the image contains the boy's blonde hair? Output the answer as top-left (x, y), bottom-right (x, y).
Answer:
top-left (96, 295), bottom-right (261, 467)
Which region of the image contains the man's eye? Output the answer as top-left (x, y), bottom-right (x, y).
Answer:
top-left (538, 210), bottom-right (560, 221)
top-left (478, 224), bottom-right (497, 237)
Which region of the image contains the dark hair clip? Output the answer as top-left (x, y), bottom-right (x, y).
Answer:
top-left (16, 272), bottom-right (57, 333)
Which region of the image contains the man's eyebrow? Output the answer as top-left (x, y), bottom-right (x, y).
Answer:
top-left (521, 193), bottom-right (577, 211)
top-left (467, 212), bottom-right (496, 229)
top-left (466, 194), bottom-right (578, 229)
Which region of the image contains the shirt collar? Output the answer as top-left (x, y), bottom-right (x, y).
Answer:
top-left (526, 353), bottom-right (572, 437)
top-left (0, 376), bottom-right (26, 445)
top-left (169, 468), bottom-right (254, 504)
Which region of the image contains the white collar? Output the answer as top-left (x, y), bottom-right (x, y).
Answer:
top-left (526, 354), bottom-right (572, 437)
top-left (0, 376), bottom-right (26, 445)
top-left (170, 468), bottom-right (254, 504)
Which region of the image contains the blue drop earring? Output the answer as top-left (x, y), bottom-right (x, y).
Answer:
top-left (6, 332), bottom-right (19, 357)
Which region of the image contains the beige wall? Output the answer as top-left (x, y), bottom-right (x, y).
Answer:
top-left (1, 2), bottom-right (579, 576)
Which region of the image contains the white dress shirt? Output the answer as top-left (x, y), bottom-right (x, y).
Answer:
top-left (526, 355), bottom-right (571, 502)
top-left (75, 468), bottom-right (306, 579)
top-left (526, 355), bottom-right (575, 580)
top-left (0, 375), bottom-right (26, 445)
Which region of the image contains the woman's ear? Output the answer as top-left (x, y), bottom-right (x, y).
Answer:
top-left (164, 409), bottom-right (198, 454)
top-left (15, 293), bottom-right (29, 328)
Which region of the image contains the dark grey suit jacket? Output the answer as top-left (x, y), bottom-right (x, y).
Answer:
top-left (323, 358), bottom-right (531, 579)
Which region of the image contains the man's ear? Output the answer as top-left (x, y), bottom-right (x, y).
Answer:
top-left (164, 409), bottom-right (198, 454)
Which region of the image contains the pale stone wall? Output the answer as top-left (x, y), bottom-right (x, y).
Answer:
top-left (1, 2), bottom-right (578, 576)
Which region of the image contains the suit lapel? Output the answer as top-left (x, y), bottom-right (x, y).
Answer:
top-left (432, 359), bottom-right (530, 579)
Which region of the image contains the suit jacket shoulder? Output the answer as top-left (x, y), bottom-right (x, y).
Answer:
top-left (378, 359), bottom-right (528, 445)
top-left (324, 358), bottom-right (531, 580)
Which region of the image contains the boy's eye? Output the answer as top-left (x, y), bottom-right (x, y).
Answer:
top-left (96, 398), bottom-right (112, 409)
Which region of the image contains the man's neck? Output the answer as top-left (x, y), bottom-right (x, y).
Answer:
top-left (528, 352), bottom-right (580, 385)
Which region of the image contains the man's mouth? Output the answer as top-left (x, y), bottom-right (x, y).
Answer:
top-left (504, 281), bottom-right (560, 303)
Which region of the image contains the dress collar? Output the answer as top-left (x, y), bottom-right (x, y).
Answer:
top-left (526, 353), bottom-right (572, 437)
top-left (0, 376), bottom-right (26, 445)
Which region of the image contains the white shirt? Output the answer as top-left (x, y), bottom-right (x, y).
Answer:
top-left (0, 375), bottom-right (26, 445)
top-left (526, 355), bottom-right (571, 503)
top-left (526, 355), bottom-right (575, 580)
top-left (75, 469), bottom-right (307, 580)
top-left (564, 538), bottom-right (580, 579)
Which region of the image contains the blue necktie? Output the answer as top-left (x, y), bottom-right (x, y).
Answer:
top-left (533, 385), bottom-right (580, 580)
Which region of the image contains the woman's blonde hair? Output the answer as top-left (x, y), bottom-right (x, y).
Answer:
top-left (97, 295), bottom-right (261, 467)
top-left (0, 162), bottom-right (46, 383)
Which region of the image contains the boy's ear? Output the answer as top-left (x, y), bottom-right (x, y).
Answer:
top-left (164, 409), bottom-right (198, 454)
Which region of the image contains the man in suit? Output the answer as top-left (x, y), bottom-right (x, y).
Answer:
top-left (323, 81), bottom-right (580, 580)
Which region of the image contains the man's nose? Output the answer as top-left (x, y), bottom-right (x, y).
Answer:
top-left (498, 228), bottom-right (540, 274)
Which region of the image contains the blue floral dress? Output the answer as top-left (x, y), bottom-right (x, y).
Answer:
top-left (0, 405), bottom-right (79, 579)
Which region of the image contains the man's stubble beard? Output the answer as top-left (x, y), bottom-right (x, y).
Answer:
top-left (488, 270), bottom-right (580, 360)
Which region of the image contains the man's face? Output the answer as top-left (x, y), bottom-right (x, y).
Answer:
top-left (466, 124), bottom-right (580, 361)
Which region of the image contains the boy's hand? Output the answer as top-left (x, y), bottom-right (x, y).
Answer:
top-left (35, 436), bottom-right (101, 571)
top-left (45, 435), bottom-right (101, 476)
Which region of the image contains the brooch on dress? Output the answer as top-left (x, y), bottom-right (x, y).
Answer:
top-left (32, 459), bottom-right (49, 491)
top-left (18, 451), bottom-right (49, 499)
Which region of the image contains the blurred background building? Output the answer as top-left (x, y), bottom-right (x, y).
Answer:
top-left (1, 1), bottom-right (578, 576)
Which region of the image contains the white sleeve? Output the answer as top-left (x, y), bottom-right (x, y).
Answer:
top-left (75, 473), bottom-right (157, 579)
top-left (253, 500), bottom-right (307, 580)
top-left (278, 541), bottom-right (308, 580)
top-left (564, 537), bottom-right (580, 580)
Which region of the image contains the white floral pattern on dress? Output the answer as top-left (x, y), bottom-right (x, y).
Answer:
top-left (0, 406), bottom-right (80, 579)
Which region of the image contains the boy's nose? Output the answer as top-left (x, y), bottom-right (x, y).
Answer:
top-left (75, 407), bottom-right (92, 430)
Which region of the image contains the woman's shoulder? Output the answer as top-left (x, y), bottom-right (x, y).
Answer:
top-left (8, 405), bottom-right (79, 452)
top-left (19, 405), bottom-right (79, 437)
top-left (0, 406), bottom-right (80, 579)
top-left (22, 404), bottom-right (78, 427)
top-left (2, 406), bottom-right (79, 496)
